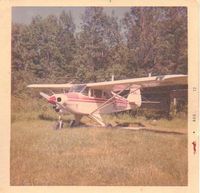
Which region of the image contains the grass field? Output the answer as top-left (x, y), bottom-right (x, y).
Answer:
top-left (10, 96), bottom-right (188, 185)
top-left (11, 119), bottom-right (187, 186)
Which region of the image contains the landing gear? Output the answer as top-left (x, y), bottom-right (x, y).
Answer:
top-left (53, 114), bottom-right (83, 129)
top-left (54, 115), bottom-right (64, 130)
top-left (69, 120), bottom-right (76, 127)
top-left (69, 115), bottom-right (83, 128)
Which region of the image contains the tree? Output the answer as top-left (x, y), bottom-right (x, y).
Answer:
top-left (56, 11), bottom-right (76, 81)
top-left (11, 7), bottom-right (187, 97)
top-left (122, 7), bottom-right (187, 76)
top-left (12, 12), bottom-right (77, 95)
top-left (73, 7), bottom-right (110, 82)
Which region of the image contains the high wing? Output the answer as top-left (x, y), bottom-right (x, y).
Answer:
top-left (27, 83), bottom-right (73, 89)
top-left (27, 74), bottom-right (187, 90)
top-left (86, 74), bottom-right (187, 90)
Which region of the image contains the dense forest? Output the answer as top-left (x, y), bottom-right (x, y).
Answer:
top-left (12, 7), bottom-right (187, 96)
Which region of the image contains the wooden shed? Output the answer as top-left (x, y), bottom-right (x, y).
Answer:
top-left (141, 85), bottom-right (188, 115)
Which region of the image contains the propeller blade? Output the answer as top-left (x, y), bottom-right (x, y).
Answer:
top-left (40, 92), bottom-right (50, 100)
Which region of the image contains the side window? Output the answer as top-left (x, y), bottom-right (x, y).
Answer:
top-left (103, 91), bottom-right (111, 99)
top-left (82, 87), bottom-right (89, 96)
top-left (94, 90), bottom-right (102, 98)
top-left (91, 89), bottom-right (102, 98)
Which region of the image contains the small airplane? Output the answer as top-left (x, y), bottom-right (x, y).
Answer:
top-left (28, 74), bottom-right (187, 128)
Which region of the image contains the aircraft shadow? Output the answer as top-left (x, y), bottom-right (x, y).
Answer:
top-left (138, 128), bottom-right (186, 135)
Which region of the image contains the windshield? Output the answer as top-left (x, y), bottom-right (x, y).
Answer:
top-left (69, 84), bottom-right (86, 93)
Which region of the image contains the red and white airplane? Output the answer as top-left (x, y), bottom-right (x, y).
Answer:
top-left (28, 74), bottom-right (187, 128)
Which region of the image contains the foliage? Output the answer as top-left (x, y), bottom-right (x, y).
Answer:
top-left (12, 7), bottom-right (187, 96)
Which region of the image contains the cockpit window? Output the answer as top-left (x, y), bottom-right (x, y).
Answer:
top-left (69, 84), bottom-right (86, 93)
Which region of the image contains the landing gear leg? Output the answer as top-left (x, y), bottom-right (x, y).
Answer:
top-left (69, 120), bottom-right (76, 127)
top-left (69, 115), bottom-right (83, 128)
top-left (54, 115), bottom-right (64, 130)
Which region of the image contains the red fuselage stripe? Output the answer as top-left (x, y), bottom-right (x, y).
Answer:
top-left (67, 98), bottom-right (128, 104)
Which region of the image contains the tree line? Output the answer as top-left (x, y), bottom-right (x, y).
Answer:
top-left (12, 7), bottom-right (187, 96)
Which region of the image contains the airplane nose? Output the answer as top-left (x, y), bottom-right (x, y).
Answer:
top-left (48, 95), bottom-right (56, 104)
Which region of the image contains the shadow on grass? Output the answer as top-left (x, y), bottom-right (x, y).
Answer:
top-left (112, 126), bottom-right (186, 135)
top-left (142, 128), bottom-right (186, 135)
top-left (38, 114), bottom-right (89, 129)
top-left (38, 115), bottom-right (186, 135)
top-left (38, 114), bottom-right (58, 121)
top-left (115, 121), bottom-right (146, 127)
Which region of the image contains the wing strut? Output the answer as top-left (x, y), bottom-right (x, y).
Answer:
top-left (89, 85), bottom-right (132, 115)
top-left (90, 86), bottom-right (140, 115)
top-left (88, 114), bottom-right (106, 127)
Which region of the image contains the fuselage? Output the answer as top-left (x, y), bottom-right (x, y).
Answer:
top-left (48, 91), bottom-right (137, 115)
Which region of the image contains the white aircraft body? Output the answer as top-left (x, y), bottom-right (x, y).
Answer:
top-left (28, 74), bottom-right (187, 128)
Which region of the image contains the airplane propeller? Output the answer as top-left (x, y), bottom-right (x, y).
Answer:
top-left (40, 92), bottom-right (60, 111)
top-left (40, 92), bottom-right (70, 114)
top-left (40, 92), bottom-right (50, 100)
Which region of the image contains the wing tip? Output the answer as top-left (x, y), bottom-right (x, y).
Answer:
top-left (27, 84), bottom-right (37, 88)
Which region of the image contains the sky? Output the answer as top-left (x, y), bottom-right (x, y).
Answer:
top-left (12, 7), bottom-right (130, 28)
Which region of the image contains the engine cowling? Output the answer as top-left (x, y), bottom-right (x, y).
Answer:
top-left (54, 94), bottom-right (66, 104)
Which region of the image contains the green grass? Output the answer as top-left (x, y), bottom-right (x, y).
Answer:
top-left (10, 96), bottom-right (188, 185)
